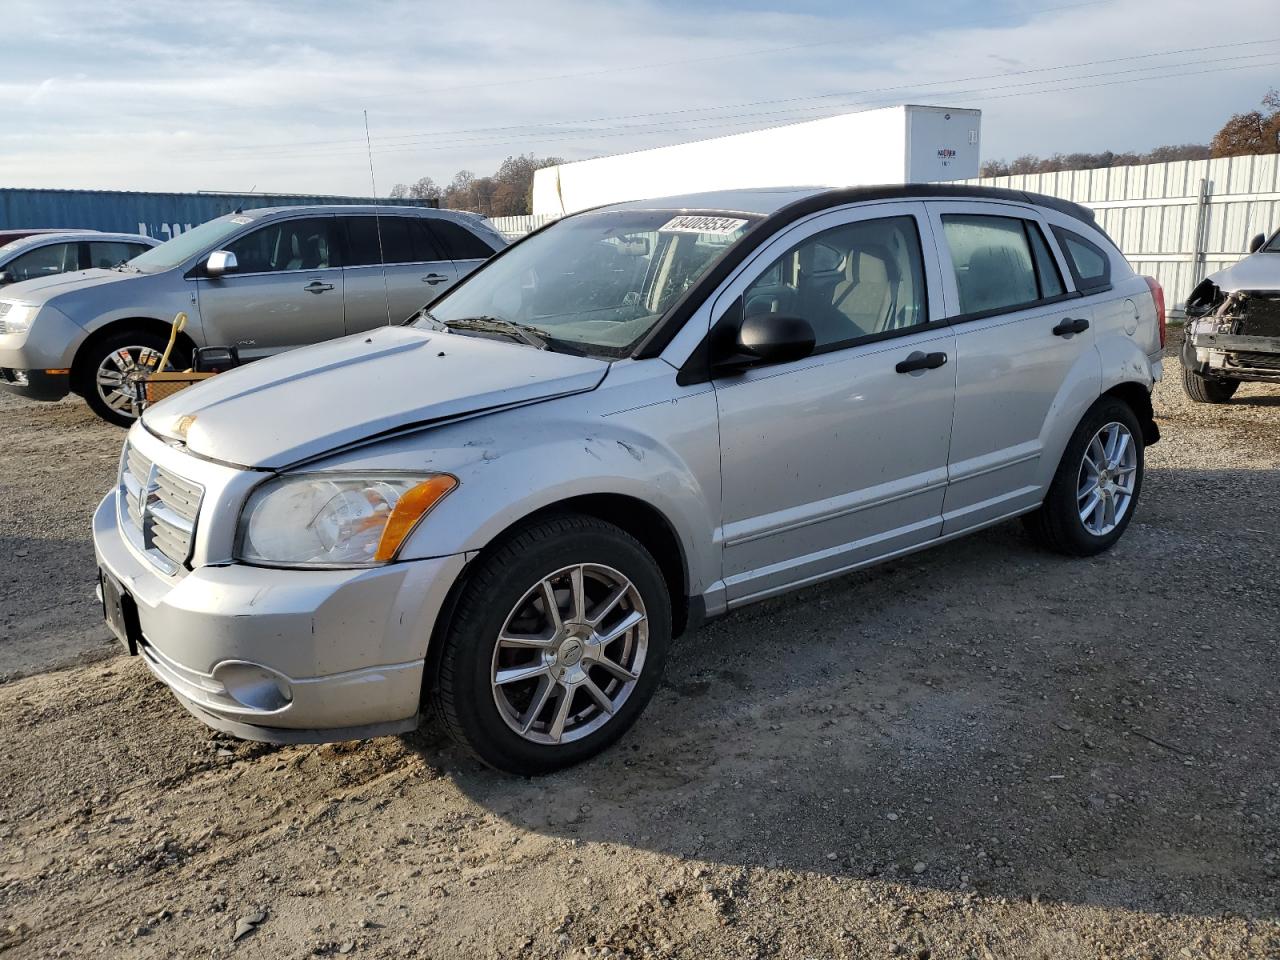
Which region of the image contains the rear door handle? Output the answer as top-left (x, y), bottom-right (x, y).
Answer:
top-left (304, 280), bottom-right (334, 294)
top-left (422, 273), bottom-right (450, 285)
top-left (895, 351), bottom-right (948, 374)
top-left (1053, 317), bottom-right (1090, 336)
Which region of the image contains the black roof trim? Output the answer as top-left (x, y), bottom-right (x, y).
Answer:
top-left (631, 183), bottom-right (1099, 360)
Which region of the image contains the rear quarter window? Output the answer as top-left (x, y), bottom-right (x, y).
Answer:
top-left (1052, 226), bottom-right (1112, 292)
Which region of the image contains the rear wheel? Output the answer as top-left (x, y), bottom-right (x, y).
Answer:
top-left (76, 328), bottom-right (187, 427)
top-left (1022, 396), bottom-right (1144, 556)
top-left (1181, 367), bottom-right (1238, 404)
top-left (431, 514), bottom-right (672, 775)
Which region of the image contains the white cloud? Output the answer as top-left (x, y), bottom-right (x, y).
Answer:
top-left (0, 0), bottom-right (1274, 195)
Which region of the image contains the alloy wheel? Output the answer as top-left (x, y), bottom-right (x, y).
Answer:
top-left (490, 563), bottom-right (648, 745)
top-left (1077, 420), bottom-right (1137, 536)
top-left (94, 345), bottom-right (164, 419)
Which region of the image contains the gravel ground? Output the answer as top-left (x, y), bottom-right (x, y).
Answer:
top-left (1, 346), bottom-right (1278, 959)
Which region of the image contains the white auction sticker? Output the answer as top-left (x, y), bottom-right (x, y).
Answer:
top-left (659, 215), bottom-right (748, 235)
top-left (229, 216), bottom-right (254, 224)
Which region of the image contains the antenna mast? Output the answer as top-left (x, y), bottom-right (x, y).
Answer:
top-left (364, 109), bottom-right (392, 325)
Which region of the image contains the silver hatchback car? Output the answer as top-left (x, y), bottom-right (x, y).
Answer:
top-left (92, 185), bottom-right (1164, 775)
top-left (0, 205), bottom-right (505, 425)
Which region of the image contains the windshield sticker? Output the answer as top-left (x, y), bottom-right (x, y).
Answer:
top-left (229, 216), bottom-right (254, 225)
top-left (659, 215), bottom-right (748, 235)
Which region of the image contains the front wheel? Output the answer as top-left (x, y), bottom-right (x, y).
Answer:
top-left (76, 329), bottom-right (187, 427)
top-left (1181, 367), bottom-right (1239, 404)
top-left (1022, 396), bottom-right (1145, 556)
top-left (431, 515), bottom-right (672, 775)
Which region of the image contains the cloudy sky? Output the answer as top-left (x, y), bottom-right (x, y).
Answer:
top-left (0, 0), bottom-right (1276, 196)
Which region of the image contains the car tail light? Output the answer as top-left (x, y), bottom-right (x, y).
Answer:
top-left (1144, 275), bottom-right (1166, 348)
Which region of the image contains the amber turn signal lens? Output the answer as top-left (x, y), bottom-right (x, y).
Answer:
top-left (373, 475), bottom-right (458, 562)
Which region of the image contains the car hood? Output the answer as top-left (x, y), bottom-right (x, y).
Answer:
top-left (0, 267), bottom-right (137, 302)
top-left (1206, 253), bottom-right (1280, 293)
top-left (142, 325), bottom-right (610, 469)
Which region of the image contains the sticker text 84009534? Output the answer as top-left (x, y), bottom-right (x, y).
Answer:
top-left (659, 215), bottom-right (748, 235)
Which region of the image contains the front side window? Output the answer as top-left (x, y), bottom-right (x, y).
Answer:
top-left (88, 241), bottom-right (147, 270)
top-left (418, 209), bottom-right (758, 358)
top-left (5, 242), bottom-right (78, 282)
top-left (743, 215), bottom-right (928, 350)
top-left (1052, 226), bottom-right (1111, 291)
top-left (225, 218), bottom-right (334, 274)
top-left (942, 214), bottom-right (1076, 315)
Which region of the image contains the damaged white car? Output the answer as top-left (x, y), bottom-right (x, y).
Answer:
top-left (1180, 228), bottom-right (1280, 402)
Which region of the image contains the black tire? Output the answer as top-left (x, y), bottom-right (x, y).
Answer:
top-left (75, 328), bottom-right (188, 428)
top-left (1181, 367), bottom-right (1239, 404)
top-left (1022, 396), bottom-right (1145, 557)
top-left (431, 514), bottom-right (672, 775)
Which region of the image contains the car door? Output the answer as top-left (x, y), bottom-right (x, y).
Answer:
top-left (340, 215), bottom-right (459, 332)
top-left (925, 200), bottom-right (1099, 534)
top-left (426, 217), bottom-right (498, 284)
top-left (194, 216), bottom-right (344, 360)
top-left (712, 202), bottom-right (957, 605)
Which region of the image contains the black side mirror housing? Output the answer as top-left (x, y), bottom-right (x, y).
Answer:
top-left (1248, 232), bottom-right (1267, 254)
top-left (0, 270), bottom-right (12, 285)
top-left (712, 310), bottom-right (816, 376)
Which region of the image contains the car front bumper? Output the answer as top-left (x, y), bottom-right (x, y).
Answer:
top-left (92, 490), bottom-right (467, 742)
top-left (0, 366), bottom-right (71, 401)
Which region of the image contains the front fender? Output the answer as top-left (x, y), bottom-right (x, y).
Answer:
top-left (314, 389), bottom-right (723, 599)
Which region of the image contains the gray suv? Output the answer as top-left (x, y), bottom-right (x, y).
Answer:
top-left (0, 205), bottom-right (505, 425)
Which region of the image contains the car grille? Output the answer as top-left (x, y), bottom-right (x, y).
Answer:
top-left (1230, 351), bottom-right (1280, 372)
top-left (119, 442), bottom-right (203, 574)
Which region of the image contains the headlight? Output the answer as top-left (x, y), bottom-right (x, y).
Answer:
top-left (0, 301), bottom-right (39, 335)
top-left (236, 473), bottom-right (457, 567)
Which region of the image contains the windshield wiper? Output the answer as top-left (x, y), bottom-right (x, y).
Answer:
top-left (444, 316), bottom-right (549, 349)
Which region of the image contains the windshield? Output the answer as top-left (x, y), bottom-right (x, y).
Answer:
top-left (414, 210), bottom-right (759, 358)
top-left (128, 213), bottom-right (258, 272)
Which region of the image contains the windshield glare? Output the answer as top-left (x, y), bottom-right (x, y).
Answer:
top-left (128, 214), bottom-right (257, 272)
top-left (416, 210), bottom-right (758, 357)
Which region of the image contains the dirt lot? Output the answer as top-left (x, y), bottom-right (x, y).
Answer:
top-left (1, 348), bottom-right (1278, 959)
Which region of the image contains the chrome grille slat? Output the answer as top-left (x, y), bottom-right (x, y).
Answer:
top-left (118, 441), bottom-right (203, 573)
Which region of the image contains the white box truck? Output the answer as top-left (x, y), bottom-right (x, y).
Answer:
top-left (532, 104), bottom-right (981, 216)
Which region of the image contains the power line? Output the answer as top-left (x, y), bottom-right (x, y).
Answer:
top-left (178, 44), bottom-right (1280, 164)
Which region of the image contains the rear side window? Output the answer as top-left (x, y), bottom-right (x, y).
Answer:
top-left (1052, 226), bottom-right (1111, 292)
top-left (941, 214), bottom-right (1065, 316)
top-left (427, 219), bottom-right (495, 261)
top-left (88, 241), bottom-right (148, 269)
top-left (344, 216), bottom-right (444, 265)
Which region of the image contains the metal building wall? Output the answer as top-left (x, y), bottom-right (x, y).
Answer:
top-left (0, 188), bottom-right (436, 241)
top-left (960, 154), bottom-right (1280, 311)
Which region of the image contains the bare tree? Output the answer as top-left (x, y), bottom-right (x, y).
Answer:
top-left (1211, 89), bottom-right (1280, 158)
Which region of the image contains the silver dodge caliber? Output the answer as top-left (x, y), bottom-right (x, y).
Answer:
top-left (93, 185), bottom-right (1165, 775)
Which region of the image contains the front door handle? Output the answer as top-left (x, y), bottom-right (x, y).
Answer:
top-left (304, 280), bottom-right (335, 294)
top-left (895, 351), bottom-right (948, 374)
top-left (1053, 317), bottom-right (1090, 336)
top-left (422, 273), bottom-right (450, 285)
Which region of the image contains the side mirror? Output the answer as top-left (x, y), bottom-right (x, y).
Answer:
top-left (1248, 233), bottom-right (1267, 254)
top-left (193, 345), bottom-right (241, 372)
top-left (738, 312), bottom-right (816, 365)
top-left (713, 311), bottom-right (816, 376)
top-left (205, 250), bottom-right (238, 277)
top-left (0, 270), bottom-right (12, 286)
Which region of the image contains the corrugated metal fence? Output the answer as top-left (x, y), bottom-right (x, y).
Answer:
top-left (489, 213), bottom-right (560, 241)
top-left (960, 154), bottom-right (1280, 314)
